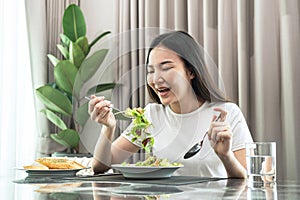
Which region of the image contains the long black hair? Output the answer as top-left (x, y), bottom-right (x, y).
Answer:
top-left (146, 31), bottom-right (229, 104)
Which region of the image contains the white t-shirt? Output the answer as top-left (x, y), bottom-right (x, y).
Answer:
top-left (122, 101), bottom-right (253, 178)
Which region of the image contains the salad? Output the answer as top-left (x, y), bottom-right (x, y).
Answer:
top-left (122, 156), bottom-right (182, 167)
top-left (125, 107), bottom-right (154, 153)
top-left (123, 108), bottom-right (183, 167)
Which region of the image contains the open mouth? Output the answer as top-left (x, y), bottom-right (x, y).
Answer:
top-left (156, 87), bottom-right (171, 97)
top-left (157, 88), bottom-right (170, 92)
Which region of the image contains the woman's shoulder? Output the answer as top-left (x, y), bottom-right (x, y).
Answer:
top-left (206, 101), bottom-right (244, 118)
top-left (207, 101), bottom-right (241, 110)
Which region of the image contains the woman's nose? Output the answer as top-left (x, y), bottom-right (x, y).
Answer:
top-left (153, 71), bottom-right (164, 84)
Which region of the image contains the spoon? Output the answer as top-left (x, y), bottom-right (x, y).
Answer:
top-left (183, 114), bottom-right (221, 159)
top-left (84, 96), bottom-right (133, 119)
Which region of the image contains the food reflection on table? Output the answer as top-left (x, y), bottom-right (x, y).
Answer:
top-left (34, 182), bottom-right (83, 193)
top-left (12, 172), bottom-right (280, 200)
top-left (92, 182), bottom-right (182, 200)
top-left (90, 179), bottom-right (276, 200)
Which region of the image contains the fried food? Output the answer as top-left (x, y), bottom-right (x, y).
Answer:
top-left (23, 165), bottom-right (49, 170)
top-left (35, 157), bottom-right (85, 169)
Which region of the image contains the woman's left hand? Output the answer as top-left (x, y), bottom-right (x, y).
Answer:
top-left (208, 108), bottom-right (232, 157)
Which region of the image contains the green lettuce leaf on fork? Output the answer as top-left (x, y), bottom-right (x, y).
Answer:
top-left (125, 107), bottom-right (154, 153)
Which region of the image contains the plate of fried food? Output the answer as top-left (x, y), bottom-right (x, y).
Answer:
top-left (22, 157), bottom-right (89, 177)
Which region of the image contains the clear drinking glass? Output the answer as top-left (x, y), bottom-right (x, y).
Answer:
top-left (245, 142), bottom-right (276, 188)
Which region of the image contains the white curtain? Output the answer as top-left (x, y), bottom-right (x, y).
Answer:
top-left (0, 0), bottom-right (36, 198)
top-left (25, 0), bottom-right (80, 156)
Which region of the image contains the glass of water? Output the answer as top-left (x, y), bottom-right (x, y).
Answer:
top-left (245, 142), bottom-right (276, 187)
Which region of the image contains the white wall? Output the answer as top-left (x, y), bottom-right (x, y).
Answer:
top-left (79, 1), bottom-right (117, 153)
top-left (81, 0), bottom-right (116, 39)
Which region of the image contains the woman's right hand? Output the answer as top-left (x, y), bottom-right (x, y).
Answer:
top-left (88, 95), bottom-right (116, 128)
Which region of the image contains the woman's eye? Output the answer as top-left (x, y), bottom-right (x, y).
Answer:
top-left (147, 69), bottom-right (154, 74)
top-left (162, 66), bottom-right (172, 71)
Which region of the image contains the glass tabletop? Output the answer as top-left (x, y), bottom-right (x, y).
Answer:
top-left (3, 168), bottom-right (300, 199)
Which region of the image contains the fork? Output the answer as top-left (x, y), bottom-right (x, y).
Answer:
top-left (84, 96), bottom-right (133, 119)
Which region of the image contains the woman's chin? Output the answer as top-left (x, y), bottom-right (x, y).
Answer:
top-left (159, 98), bottom-right (170, 106)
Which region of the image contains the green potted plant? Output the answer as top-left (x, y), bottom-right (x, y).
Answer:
top-left (35, 4), bottom-right (116, 154)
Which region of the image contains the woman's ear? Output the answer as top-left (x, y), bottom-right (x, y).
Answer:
top-left (187, 71), bottom-right (195, 80)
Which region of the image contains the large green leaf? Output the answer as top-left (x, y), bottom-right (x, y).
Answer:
top-left (46, 82), bottom-right (73, 102)
top-left (87, 83), bottom-right (118, 95)
top-left (40, 109), bottom-right (67, 130)
top-left (72, 76), bottom-right (84, 100)
top-left (50, 129), bottom-right (80, 148)
top-left (54, 65), bottom-right (76, 94)
top-left (69, 42), bottom-right (86, 68)
top-left (54, 60), bottom-right (78, 94)
top-left (63, 4), bottom-right (86, 42)
top-left (79, 49), bottom-right (109, 83)
top-left (76, 36), bottom-right (89, 56)
top-left (57, 44), bottom-right (69, 60)
top-left (36, 85), bottom-right (72, 116)
top-left (47, 54), bottom-right (60, 67)
top-left (89, 31), bottom-right (111, 50)
top-left (59, 33), bottom-right (71, 48)
top-left (75, 102), bottom-right (89, 126)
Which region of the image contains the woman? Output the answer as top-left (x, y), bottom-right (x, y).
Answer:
top-left (88, 31), bottom-right (253, 178)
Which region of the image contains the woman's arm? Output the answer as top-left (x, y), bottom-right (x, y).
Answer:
top-left (92, 125), bottom-right (115, 173)
top-left (87, 95), bottom-right (139, 173)
top-left (208, 107), bottom-right (247, 178)
top-left (92, 130), bottom-right (140, 174)
top-left (218, 149), bottom-right (247, 178)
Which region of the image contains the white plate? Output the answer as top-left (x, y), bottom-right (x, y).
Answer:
top-left (24, 168), bottom-right (86, 177)
top-left (111, 164), bottom-right (183, 179)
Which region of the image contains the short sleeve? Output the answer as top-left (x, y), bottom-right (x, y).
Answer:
top-left (227, 103), bottom-right (253, 151)
top-left (121, 122), bottom-right (142, 147)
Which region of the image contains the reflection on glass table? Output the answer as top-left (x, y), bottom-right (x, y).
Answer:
top-left (7, 169), bottom-right (300, 200)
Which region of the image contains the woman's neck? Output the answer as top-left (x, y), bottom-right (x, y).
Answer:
top-left (170, 99), bottom-right (203, 114)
